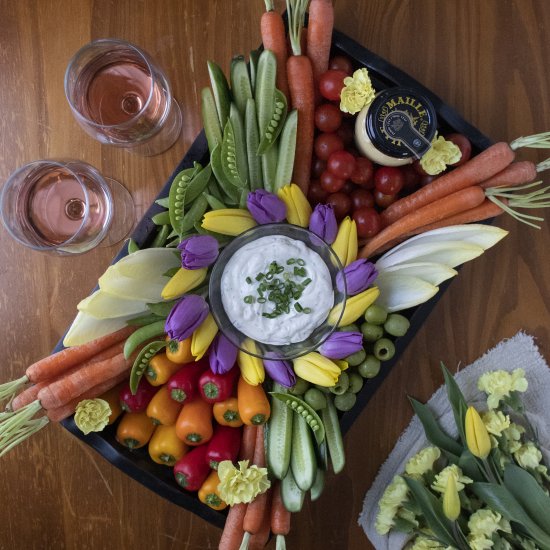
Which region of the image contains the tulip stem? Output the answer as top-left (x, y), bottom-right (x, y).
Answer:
top-left (451, 522), bottom-right (470, 550)
top-left (479, 458), bottom-right (499, 484)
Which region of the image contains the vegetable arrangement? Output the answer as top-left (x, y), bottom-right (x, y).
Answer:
top-left (1, 0), bottom-right (550, 547)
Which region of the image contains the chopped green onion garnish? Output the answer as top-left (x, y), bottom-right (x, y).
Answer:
top-left (244, 295), bottom-right (255, 304)
top-left (246, 276), bottom-right (252, 284)
top-left (297, 259), bottom-right (306, 266)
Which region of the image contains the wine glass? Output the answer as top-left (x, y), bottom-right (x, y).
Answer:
top-left (0, 159), bottom-right (135, 255)
top-left (64, 38), bottom-right (182, 156)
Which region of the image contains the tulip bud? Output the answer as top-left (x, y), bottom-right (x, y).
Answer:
top-left (293, 352), bottom-right (341, 387)
top-left (331, 217), bottom-right (358, 267)
top-left (209, 333), bottom-right (238, 374)
top-left (263, 359), bottom-right (296, 388)
top-left (443, 474), bottom-right (461, 521)
top-left (238, 343), bottom-right (265, 386)
top-left (328, 287), bottom-right (380, 326)
top-left (309, 204), bottom-right (338, 244)
top-left (247, 190), bottom-right (287, 224)
top-left (161, 267), bottom-right (208, 300)
top-left (191, 313), bottom-right (219, 360)
top-left (202, 209), bottom-right (257, 236)
top-left (165, 294), bottom-right (209, 342)
top-left (319, 331), bottom-right (363, 360)
top-left (465, 406), bottom-right (491, 459)
top-left (277, 184), bottom-right (312, 227)
top-left (336, 259), bottom-right (378, 296)
top-left (178, 235), bottom-right (219, 269)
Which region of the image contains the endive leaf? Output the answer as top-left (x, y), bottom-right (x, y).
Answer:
top-left (376, 262), bottom-right (457, 286)
top-left (375, 273), bottom-right (438, 313)
top-left (63, 311), bottom-right (138, 347)
top-left (376, 241), bottom-right (484, 269)
top-left (77, 290), bottom-right (149, 319)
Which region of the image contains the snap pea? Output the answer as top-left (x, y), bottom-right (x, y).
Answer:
top-left (168, 169), bottom-right (193, 233)
top-left (207, 60), bottom-right (231, 129)
top-left (230, 55), bottom-right (253, 116)
top-left (310, 467), bottom-right (325, 502)
top-left (147, 301), bottom-right (176, 317)
top-left (185, 163), bottom-right (213, 204)
top-left (270, 392), bottom-right (325, 444)
top-left (123, 320), bottom-right (166, 359)
top-left (155, 196), bottom-right (170, 209)
top-left (257, 89), bottom-right (287, 155)
top-left (201, 87), bottom-right (223, 153)
top-left (178, 195), bottom-right (208, 235)
top-left (239, 189), bottom-right (248, 209)
top-left (204, 193), bottom-right (227, 210)
top-left (151, 224), bottom-right (170, 248)
top-left (206, 175), bottom-right (225, 202)
top-left (126, 313), bottom-right (166, 327)
top-left (248, 49), bottom-right (261, 93)
top-left (221, 119), bottom-right (247, 188)
top-left (231, 103), bottom-right (249, 185)
top-left (127, 238), bottom-right (140, 254)
top-left (245, 99), bottom-right (263, 190)
top-left (273, 109), bottom-right (298, 192)
top-left (129, 340), bottom-right (167, 395)
top-left (255, 50), bottom-right (277, 137)
top-left (210, 143), bottom-right (241, 204)
top-left (152, 210), bottom-right (171, 226)
top-left (261, 141), bottom-right (278, 193)
top-left (321, 396), bottom-right (345, 474)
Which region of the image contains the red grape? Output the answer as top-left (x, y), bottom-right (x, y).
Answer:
top-left (326, 192), bottom-right (352, 220)
top-left (336, 121), bottom-right (355, 147)
top-left (314, 133), bottom-right (344, 161)
top-left (329, 55), bottom-right (353, 75)
top-left (327, 150), bottom-right (356, 179)
top-left (353, 207), bottom-right (382, 238)
top-left (351, 188), bottom-right (374, 210)
top-left (308, 181), bottom-right (329, 205)
top-left (400, 164), bottom-right (421, 191)
top-left (315, 103), bottom-right (342, 133)
top-left (374, 190), bottom-right (398, 209)
top-left (374, 167), bottom-right (405, 195)
top-left (319, 70), bottom-right (347, 101)
top-left (320, 171), bottom-right (346, 193)
top-left (312, 157), bottom-right (327, 179)
top-left (350, 157), bottom-right (374, 187)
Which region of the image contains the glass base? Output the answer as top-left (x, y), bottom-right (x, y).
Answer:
top-left (100, 178), bottom-right (135, 247)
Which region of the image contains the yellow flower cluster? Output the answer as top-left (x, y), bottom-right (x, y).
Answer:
top-left (217, 460), bottom-right (270, 506)
top-left (374, 475), bottom-right (409, 535)
top-left (409, 536), bottom-right (448, 550)
top-left (74, 398), bottom-right (111, 435)
top-left (339, 68), bottom-right (376, 115)
top-left (502, 422), bottom-right (525, 453)
top-left (467, 508), bottom-right (511, 550)
top-left (405, 446), bottom-right (441, 478)
top-left (431, 464), bottom-right (473, 494)
top-left (419, 134), bottom-right (462, 175)
top-left (481, 410), bottom-right (510, 437)
top-left (514, 441), bottom-right (542, 469)
top-left (477, 368), bottom-right (528, 409)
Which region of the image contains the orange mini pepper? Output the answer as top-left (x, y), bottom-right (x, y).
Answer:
top-left (146, 385), bottom-right (183, 426)
top-left (165, 337), bottom-right (194, 364)
top-left (146, 352), bottom-right (182, 386)
top-left (175, 398), bottom-right (213, 446)
top-left (213, 397), bottom-right (243, 428)
top-left (237, 376), bottom-right (271, 426)
top-left (198, 470), bottom-right (227, 511)
top-left (148, 424), bottom-right (188, 466)
top-left (99, 383), bottom-right (123, 425)
top-left (115, 411), bottom-right (155, 450)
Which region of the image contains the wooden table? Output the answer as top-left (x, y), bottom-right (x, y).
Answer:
top-left (1, 1), bottom-right (549, 548)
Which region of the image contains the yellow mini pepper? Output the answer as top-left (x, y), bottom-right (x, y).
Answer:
top-left (161, 267), bottom-right (207, 300)
top-left (146, 352), bottom-right (182, 386)
top-left (465, 406), bottom-right (491, 459)
top-left (277, 184), bottom-right (312, 227)
top-left (115, 411), bottom-right (155, 450)
top-left (148, 424), bottom-right (188, 466)
top-left (166, 336), bottom-right (194, 364)
top-left (146, 385), bottom-right (183, 426)
top-left (198, 470), bottom-right (228, 511)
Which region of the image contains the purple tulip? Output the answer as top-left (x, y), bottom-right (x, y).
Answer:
top-left (264, 359), bottom-right (296, 388)
top-left (319, 331), bottom-right (364, 360)
top-left (209, 333), bottom-right (238, 374)
top-left (247, 190), bottom-right (287, 224)
top-left (178, 235), bottom-right (219, 269)
top-left (309, 204), bottom-right (337, 244)
top-left (336, 259), bottom-right (378, 296)
top-left (165, 294), bottom-right (209, 341)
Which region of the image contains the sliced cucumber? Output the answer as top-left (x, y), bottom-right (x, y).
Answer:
top-left (261, 141), bottom-right (278, 193)
top-left (310, 468), bottom-right (325, 502)
top-left (267, 384), bottom-right (293, 480)
top-left (230, 55), bottom-right (253, 116)
top-left (274, 109), bottom-right (298, 192)
top-left (290, 413), bottom-right (317, 491)
top-left (245, 98), bottom-right (263, 190)
top-left (321, 396), bottom-right (346, 474)
top-left (281, 468), bottom-right (305, 513)
top-left (207, 60), bottom-right (231, 129)
top-left (200, 87), bottom-right (222, 153)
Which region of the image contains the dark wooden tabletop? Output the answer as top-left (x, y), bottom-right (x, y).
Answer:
top-left (1, 1), bottom-right (550, 549)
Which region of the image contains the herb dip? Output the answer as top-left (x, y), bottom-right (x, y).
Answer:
top-left (221, 235), bottom-right (334, 345)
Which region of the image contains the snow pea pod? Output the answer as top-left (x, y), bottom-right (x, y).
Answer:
top-left (124, 320), bottom-right (166, 359)
top-left (178, 195), bottom-right (208, 235)
top-left (151, 224), bottom-right (170, 248)
top-left (130, 340), bottom-right (167, 395)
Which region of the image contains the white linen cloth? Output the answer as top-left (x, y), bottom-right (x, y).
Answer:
top-left (358, 331), bottom-right (550, 549)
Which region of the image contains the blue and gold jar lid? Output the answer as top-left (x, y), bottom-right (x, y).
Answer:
top-left (365, 87), bottom-right (437, 159)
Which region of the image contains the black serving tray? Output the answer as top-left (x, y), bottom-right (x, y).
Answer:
top-left (58, 28), bottom-right (491, 528)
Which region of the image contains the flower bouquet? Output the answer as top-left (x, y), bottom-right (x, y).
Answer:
top-left (376, 365), bottom-right (550, 550)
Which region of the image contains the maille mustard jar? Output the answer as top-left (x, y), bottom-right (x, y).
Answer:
top-left (354, 87), bottom-right (437, 167)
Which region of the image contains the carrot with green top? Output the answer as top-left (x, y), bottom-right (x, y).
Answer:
top-left (307, 0), bottom-right (334, 88)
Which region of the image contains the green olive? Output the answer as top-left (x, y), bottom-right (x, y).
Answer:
top-left (345, 349), bottom-right (367, 367)
top-left (384, 313), bottom-right (410, 337)
top-left (304, 388), bottom-right (328, 411)
top-left (364, 304), bottom-right (388, 325)
top-left (334, 392), bottom-right (357, 411)
top-left (347, 372), bottom-right (364, 394)
top-left (358, 355), bottom-right (381, 378)
top-left (329, 371), bottom-right (349, 395)
top-left (289, 377), bottom-right (310, 395)
top-left (373, 338), bottom-right (396, 361)
top-left (338, 323), bottom-right (360, 333)
top-left (361, 322), bottom-right (384, 343)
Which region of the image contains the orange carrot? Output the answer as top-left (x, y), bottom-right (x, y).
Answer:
top-left (261, 0), bottom-right (289, 101)
top-left (46, 368), bottom-right (131, 423)
top-left (360, 186), bottom-right (486, 258)
top-left (26, 326), bottom-right (134, 384)
top-left (37, 352), bottom-right (133, 411)
top-left (11, 340), bottom-right (126, 411)
top-left (219, 503), bottom-right (248, 550)
top-left (271, 482), bottom-right (291, 535)
top-left (380, 142), bottom-right (515, 226)
top-left (479, 160), bottom-right (537, 189)
top-left (287, 0), bottom-right (315, 195)
top-left (239, 424), bottom-right (258, 461)
top-left (307, 0), bottom-right (334, 87)
top-left (248, 490), bottom-right (272, 550)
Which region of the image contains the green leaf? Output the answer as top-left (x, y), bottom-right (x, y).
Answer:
top-left (155, 196), bottom-right (170, 208)
top-left (391, 516), bottom-right (416, 534)
top-left (458, 449), bottom-right (485, 482)
top-left (503, 464), bottom-right (550, 536)
top-left (163, 267), bottom-right (180, 278)
top-left (441, 362), bottom-right (468, 445)
top-left (472, 482), bottom-right (550, 549)
top-left (146, 301), bottom-right (176, 318)
top-left (404, 477), bottom-right (458, 548)
top-left (409, 397), bottom-right (463, 458)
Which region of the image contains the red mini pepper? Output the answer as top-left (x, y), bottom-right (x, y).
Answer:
top-left (119, 379), bottom-right (157, 413)
top-left (205, 424), bottom-right (242, 470)
top-left (167, 359), bottom-right (208, 403)
top-left (199, 367), bottom-right (239, 403)
top-left (173, 444), bottom-right (211, 491)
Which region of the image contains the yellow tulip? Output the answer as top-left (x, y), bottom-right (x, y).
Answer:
top-left (465, 406), bottom-right (491, 459)
top-left (331, 217), bottom-right (358, 266)
top-left (328, 287), bottom-right (380, 326)
top-left (277, 184), bottom-right (312, 227)
top-left (238, 341), bottom-right (265, 385)
top-left (202, 209), bottom-right (256, 236)
top-left (293, 352), bottom-right (341, 387)
top-left (161, 267), bottom-right (207, 300)
top-left (191, 313), bottom-right (219, 360)
top-left (334, 360), bottom-right (349, 371)
top-left (443, 474), bottom-right (461, 521)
